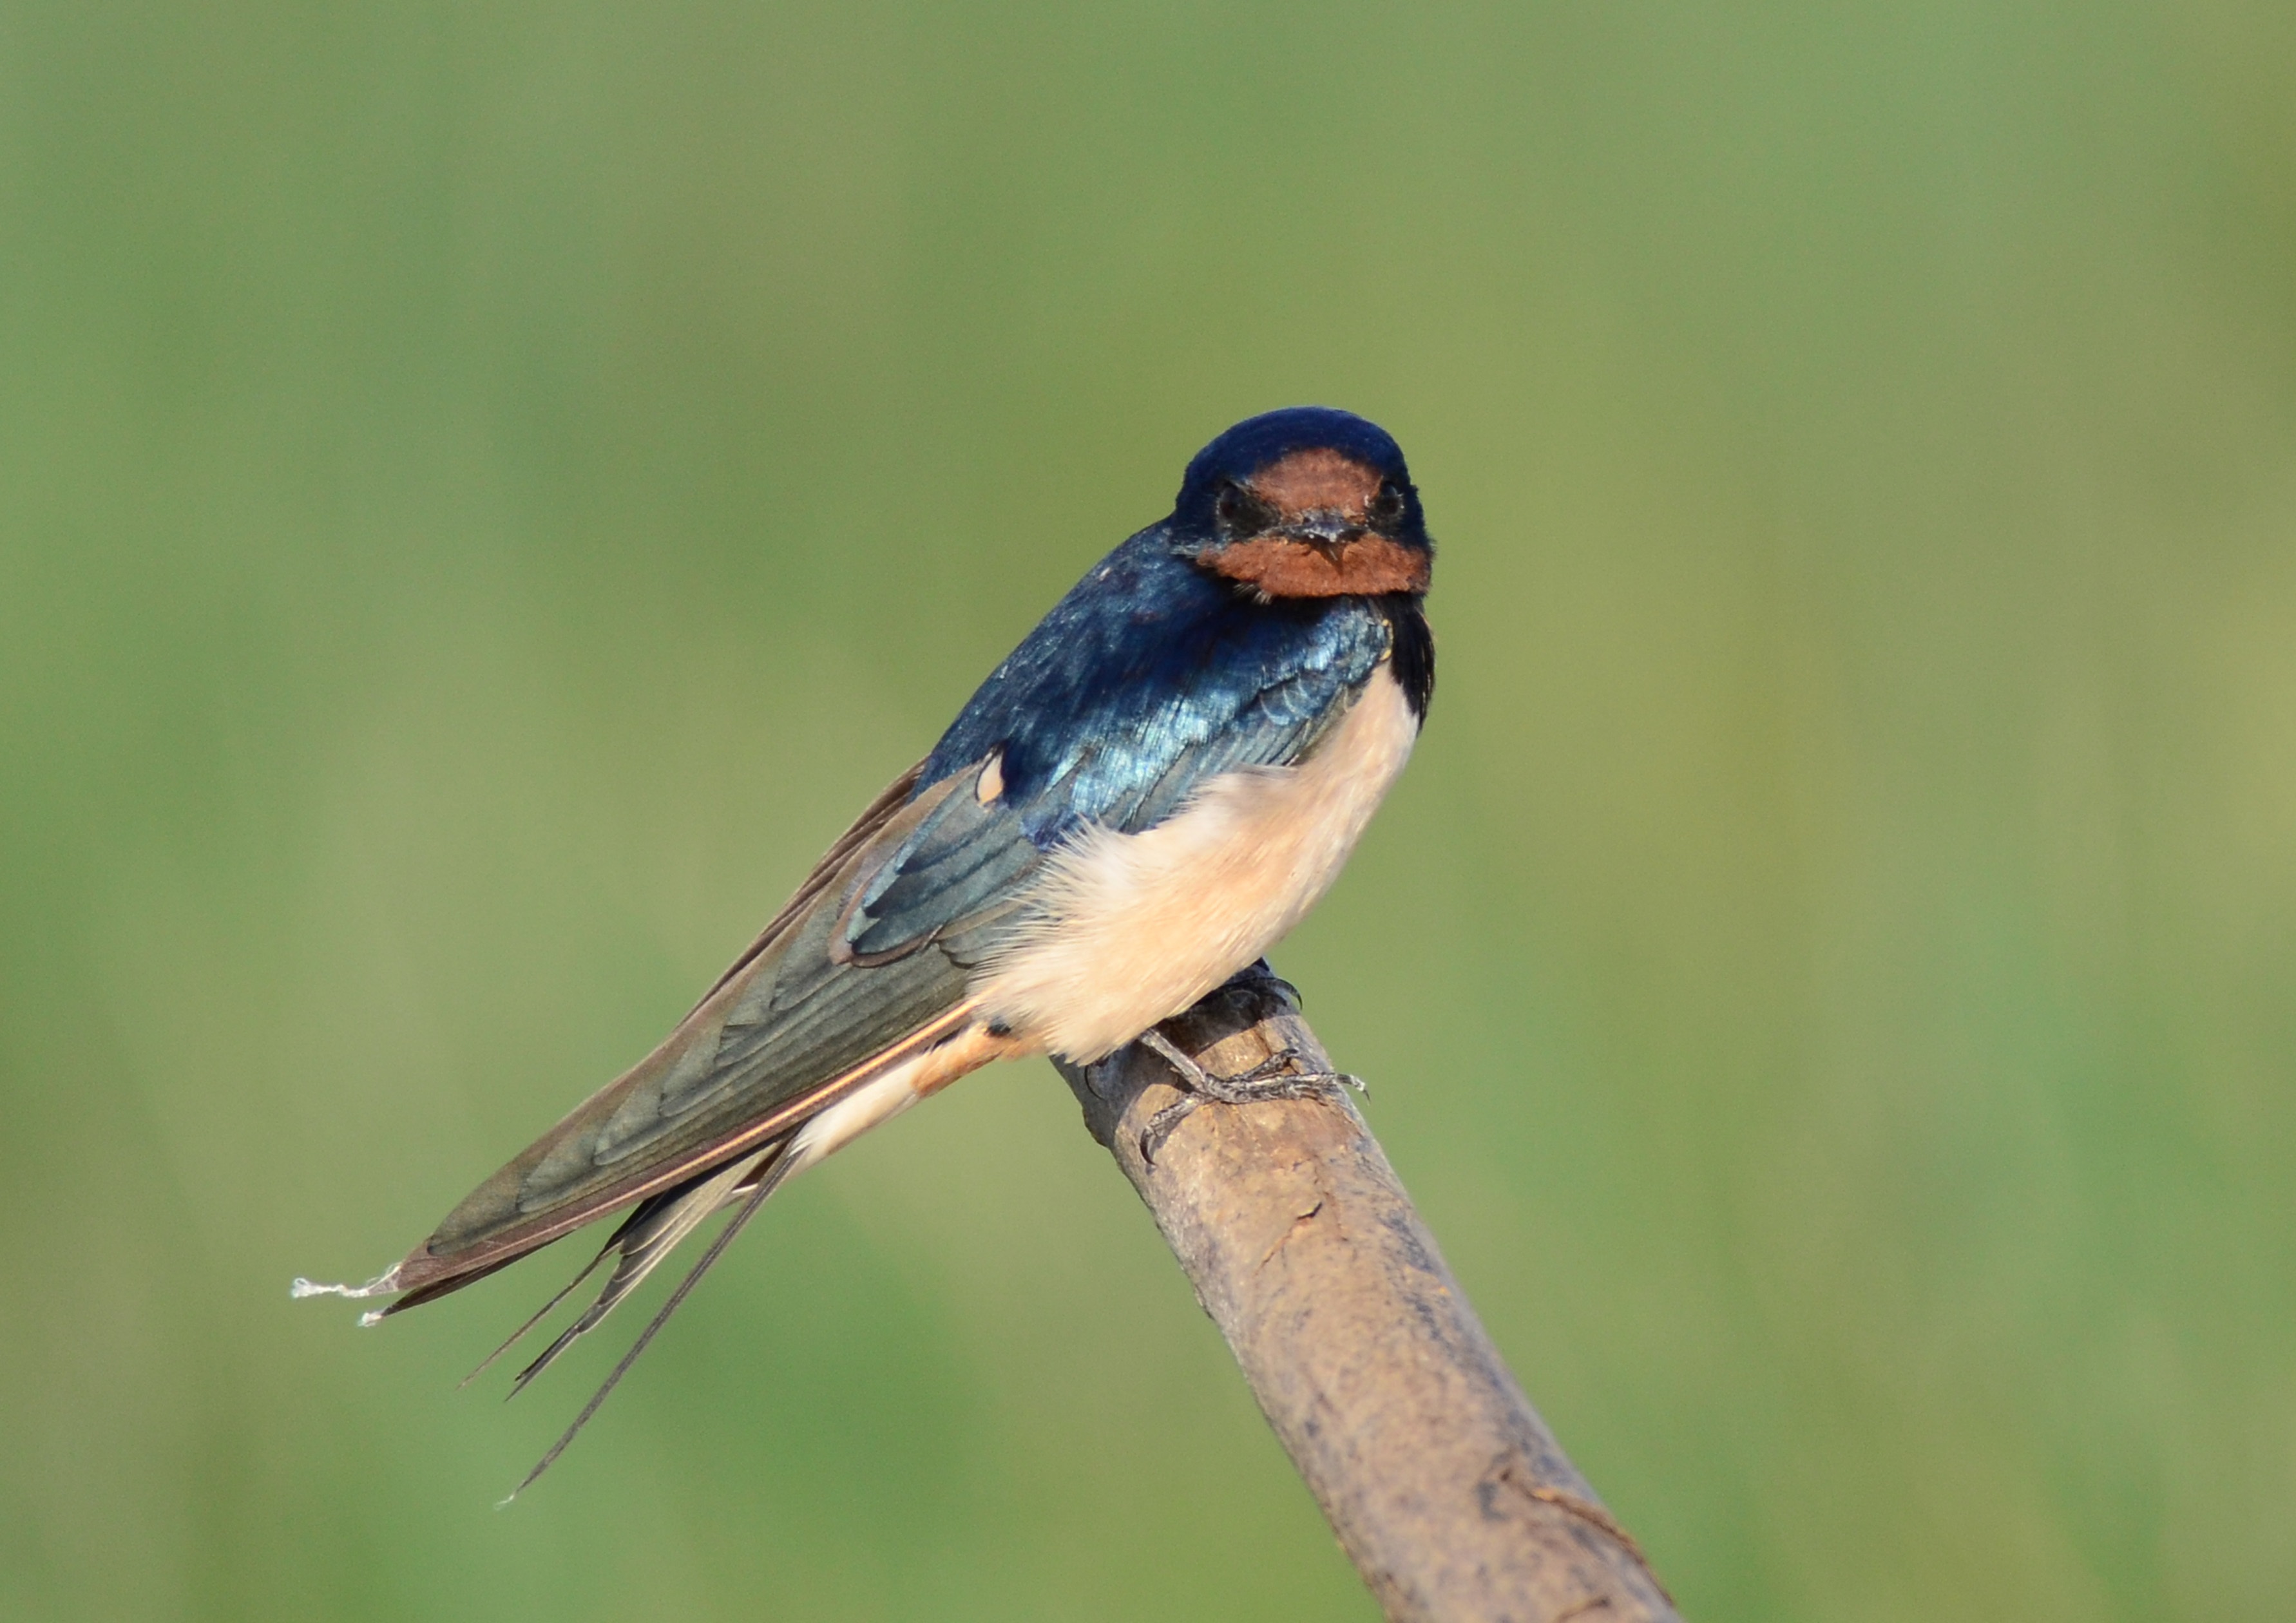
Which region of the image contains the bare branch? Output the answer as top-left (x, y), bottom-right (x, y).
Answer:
top-left (1056, 969), bottom-right (1681, 1623)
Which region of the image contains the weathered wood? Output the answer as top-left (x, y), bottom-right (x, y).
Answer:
top-left (1056, 968), bottom-right (1680, 1623)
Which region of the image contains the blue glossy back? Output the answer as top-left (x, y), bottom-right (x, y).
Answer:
top-left (921, 526), bottom-right (1393, 847)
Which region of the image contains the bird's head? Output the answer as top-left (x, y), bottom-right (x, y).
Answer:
top-left (1171, 408), bottom-right (1431, 601)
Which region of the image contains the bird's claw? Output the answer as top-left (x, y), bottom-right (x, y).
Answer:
top-left (1134, 1029), bottom-right (1363, 1164)
top-left (1254, 971), bottom-right (1306, 1012)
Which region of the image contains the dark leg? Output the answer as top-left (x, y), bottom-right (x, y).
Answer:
top-left (1135, 1026), bottom-right (1365, 1164)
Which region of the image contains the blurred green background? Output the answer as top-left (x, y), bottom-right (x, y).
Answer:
top-left (4, 2), bottom-right (2292, 1618)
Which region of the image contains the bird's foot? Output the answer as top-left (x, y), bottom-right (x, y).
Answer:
top-left (1135, 1027), bottom-right (1364, 1164)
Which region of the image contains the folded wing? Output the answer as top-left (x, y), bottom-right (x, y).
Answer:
top-left (379, 757), bottom-right (1031, 1309)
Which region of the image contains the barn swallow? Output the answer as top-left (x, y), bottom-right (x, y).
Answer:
top-left (296, 406), bottom-right (1436, 1492)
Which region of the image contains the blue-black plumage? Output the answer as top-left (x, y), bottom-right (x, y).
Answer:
top-left (921, 540), bottom-right (1393, 841)
top-left (861, 405), bottom-right (1433, 959)
top-left (298, 406), bottom-right (1438, 1494)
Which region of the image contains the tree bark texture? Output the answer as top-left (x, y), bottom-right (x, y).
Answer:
top-left (1055, 969), bottom-right (1681, 1623)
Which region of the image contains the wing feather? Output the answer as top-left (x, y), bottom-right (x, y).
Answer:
top-left (379, 761), bottom-right (1012, 1305)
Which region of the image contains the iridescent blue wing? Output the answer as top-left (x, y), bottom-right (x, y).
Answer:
top-left (843, 536), bottom-right (1393, 960)
top-left (921, 533), bottom-right (1393, 843)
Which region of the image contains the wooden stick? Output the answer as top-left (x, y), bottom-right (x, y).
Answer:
top-left (1055, 967), bottom-right (1681, 1623)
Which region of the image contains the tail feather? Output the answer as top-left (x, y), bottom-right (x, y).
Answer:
top-left (458, 1242), bottom-right (614, 1390)
top-left (502, 1146), bottom-right (799, 1503)
top-left (506, 1145), bottom-right (779, 1398)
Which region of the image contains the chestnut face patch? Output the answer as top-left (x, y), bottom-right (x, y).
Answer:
top-left (1204, 534), bottom-right (1431, 599)
top-left (1249, 448), bottom-right (1384, 521)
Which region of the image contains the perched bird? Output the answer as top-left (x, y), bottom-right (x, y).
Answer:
top-left (296, 406), bottom-right (1436, 1492)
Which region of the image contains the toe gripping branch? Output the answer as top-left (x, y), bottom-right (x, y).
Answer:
top-left (1120, 963), bottom-right (1368, 1164)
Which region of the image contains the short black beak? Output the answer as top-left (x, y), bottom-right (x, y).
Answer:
top-left (1285, 513), bottom-right (1361, 558)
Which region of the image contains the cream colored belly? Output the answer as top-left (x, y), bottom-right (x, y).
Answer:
top-left (975, 664), bottom-right (1419, 1062)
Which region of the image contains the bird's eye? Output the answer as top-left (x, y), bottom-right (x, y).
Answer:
top-left (1214, 482), bottom-right (1266, 533)
top-left (1369, 482), bottom-right (1407, 526)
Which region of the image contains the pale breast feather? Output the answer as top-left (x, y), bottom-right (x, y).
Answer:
top-left (975, 663), bottom-right (1419, 1062)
